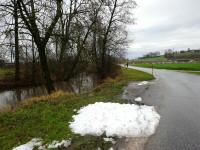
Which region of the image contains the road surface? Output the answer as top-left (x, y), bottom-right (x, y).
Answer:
top-left (129, 66), bottom-right (200, 150)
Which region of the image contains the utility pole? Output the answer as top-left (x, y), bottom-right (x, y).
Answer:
top-left (152, 63), bottom-right (154, 75)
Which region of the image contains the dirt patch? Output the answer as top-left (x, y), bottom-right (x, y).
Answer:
top-left (114, 138), bottom-right (148, 150)
top-left (122, 82), bottom-right (150, 104)
top-left (113, 81), bottom-right (152, 150)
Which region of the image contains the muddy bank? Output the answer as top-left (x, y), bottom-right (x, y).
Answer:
top-left (115, 138), bottom-right (148, 150)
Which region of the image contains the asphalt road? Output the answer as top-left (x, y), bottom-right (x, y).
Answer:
top-left (129, 66), bottom-right (200, 150)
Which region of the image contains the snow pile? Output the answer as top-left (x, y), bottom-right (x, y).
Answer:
top-left (12, 139), bottom-right (71, 150)
top-left (103, 138), bottom-right (116, 144)
top-left (48, 140), bottom-right (71, 149)
top-left (135, 97), bottom-right (142, 102)
top-left (138, 81), bottom-right (148, 86)
top-left (13, 138), bottom-right (43, 150)
top-left (70, 102), bottom-right (160, 137)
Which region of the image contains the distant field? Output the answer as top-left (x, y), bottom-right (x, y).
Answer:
top-left (137, 56), bottom-right (167, 62)
top-left (132, 63), bottom-right (200, 71)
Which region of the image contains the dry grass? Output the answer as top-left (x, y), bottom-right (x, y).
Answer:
top-left (93, 75), bottom-right (122, 93)
top-left (0, 106), bottom-right (13, 113)
top-left (21, 90), bottom-right (73, 106)
top-left (0, 91), bottom-right (74, 113)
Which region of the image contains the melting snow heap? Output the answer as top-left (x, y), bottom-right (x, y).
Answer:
top-left (70, 102), bottom-right (160, 137)
top-left (12, 139), bottom-right (71, 150)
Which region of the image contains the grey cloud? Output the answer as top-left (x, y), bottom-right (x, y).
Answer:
top-left (127, 0), bottom-right (200, 58)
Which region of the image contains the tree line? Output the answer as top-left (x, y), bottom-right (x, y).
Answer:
top-left (0, 0), bottom-right (136, 93)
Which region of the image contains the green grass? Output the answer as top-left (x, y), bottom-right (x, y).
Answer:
top-left (132, 63), bottom-right (200, 71)
top-left (0, 68), bottom-right (14, 79)
top-left (189, 72), bottom-right (200, 75)
top-left (181, 71), bottom-right (200, 75)
top-left (0, 68), bottom-right (154, 150)
top-left (137, 56), bottom-right (167, 62)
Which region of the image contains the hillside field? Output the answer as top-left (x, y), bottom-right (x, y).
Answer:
top-left (132, 63), bottom-right (200, 71)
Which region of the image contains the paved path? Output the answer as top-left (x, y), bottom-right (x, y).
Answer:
top-left (128, 66), bottom-right (200, 150)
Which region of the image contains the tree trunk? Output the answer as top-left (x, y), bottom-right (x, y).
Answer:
top-left (65, 49), bottom-right (81, 81)
top-left (10, 46), bottom-right (13, 63)
top-left (37, 44), bottom-right (55, 94)
top-left (100, 40), bottom-right (106, 78)
top-left (100, 0), bottom-right (118, 79)
top-left (92, 20), bottom-right (98, 65)
top-left (65, 36), bottom-right (81, 81)
top-left (14, 0), bottom-right (20, 81)
top-left (17, 0), bottom-right (62, 93)
top-left (31, 37), bottom-right (36, 85)
top-left (55, 36), bottom-right (59, 62)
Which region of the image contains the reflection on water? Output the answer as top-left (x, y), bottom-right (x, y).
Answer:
top-left (0, 73), bottom-right (97, 109)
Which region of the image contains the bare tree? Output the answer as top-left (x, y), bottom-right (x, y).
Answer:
top-left (0, 0), bottom-right (136, 93)
top-left (17, 0), bottom-right (62, 93)
top-left (93, 0), bottom-right (136, 78)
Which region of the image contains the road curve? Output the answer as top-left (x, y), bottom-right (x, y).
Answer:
top-left (128, 66), bottom-right (200, 150)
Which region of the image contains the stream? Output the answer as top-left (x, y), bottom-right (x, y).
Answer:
top-left (0, 73), bottom-right (97, 109)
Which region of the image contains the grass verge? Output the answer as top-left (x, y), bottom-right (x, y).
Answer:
top-left (181, 71), bottom-right (200, 76)
top-left (0, 68), bottom-right (154, 150)
top-left (132, 63), bottom-right (200, 71)
top-left (189, 72), bottom-right (200, 75)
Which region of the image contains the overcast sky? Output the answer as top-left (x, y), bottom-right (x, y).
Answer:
top-left (127, 0), bottom-right (200, 58)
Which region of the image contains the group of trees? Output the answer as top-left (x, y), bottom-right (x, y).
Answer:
top-left (0, 0), bottom-right (136, 93)
top-left (142, 51), bottom-right (161, 58)
top-left (164, 49), bottom-right (200, 60)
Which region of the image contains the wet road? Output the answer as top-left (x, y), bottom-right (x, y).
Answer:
top-left (129, 66), bottom-right (200, 150)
